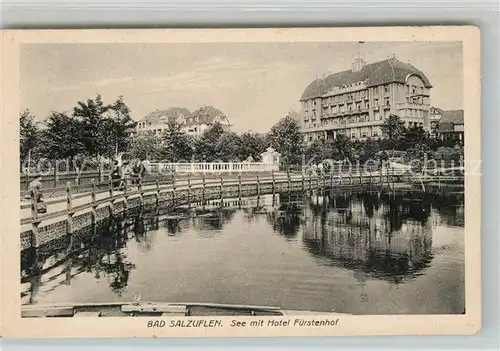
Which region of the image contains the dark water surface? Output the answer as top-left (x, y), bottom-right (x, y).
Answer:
top-left (22, 189), bottom-right (465, 315)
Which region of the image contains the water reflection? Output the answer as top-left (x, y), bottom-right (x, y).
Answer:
top-left (302, 192), bottom-right (435, 284)
top-left (21, 189), bottom-right (465, 313)
top-left (265, 194), bottom-right (303, 240)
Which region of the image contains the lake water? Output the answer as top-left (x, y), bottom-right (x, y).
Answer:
top-left (22, 189), bottom-right (465, 315)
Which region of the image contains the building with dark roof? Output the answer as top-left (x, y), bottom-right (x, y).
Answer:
top-left (300, 56), bottom-right (433, 142)
top-left (438, 109), bottom-right (464, 143)
top-left (136, 107), bottom-right (192, 136)
top-left (182, 105), bottom-right (231, 136)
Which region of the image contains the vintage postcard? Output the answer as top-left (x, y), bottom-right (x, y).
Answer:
top-left (1, 26), bottom-right (481, 338)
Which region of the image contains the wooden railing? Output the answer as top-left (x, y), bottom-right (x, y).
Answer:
top-left (21, 169), bottom-right (414, 227)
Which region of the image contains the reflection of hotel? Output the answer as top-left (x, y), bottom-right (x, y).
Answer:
top-left (302, 194), bottom-right (433, 280)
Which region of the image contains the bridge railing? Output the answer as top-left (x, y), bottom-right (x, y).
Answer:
top-left (21, 172), bottom-right (301, 224)
top-left (21, 168), bottom-right (416, 227)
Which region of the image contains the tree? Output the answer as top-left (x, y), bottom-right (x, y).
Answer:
top-left (102, 95), bottom-right (136, 158)
top-left (159, 121), bottom-right (194, 162)
top-left (38, 111), bottom-right (85, 160)
top-left (402, 126), bottom-right (431, 161)
top-left (433, 146), bottom-right (463, 164)
top-left (218, 131), bottom-right (241, 162)
top-left (194, 122), bottom-right (236, 162)
top-left (71, 94), bottom-right (136, 159)
top-left (356, 137), bottom-right (382, 165)
top-left (237, 132), bottom-right (268, 161)
top-left (72, 94), bottom-right (109, 157)
top-left (128, 132), bottom-right (162, 160)
top-left (267, 115), bottom-right (304, 166)
top-left (381, 114), bottom-right (406, 155)
top-left (330, 134), bottom-right (353, 161)
top-left (19, 109), bottom-right (40, 161)
top-left (304, 138), bottom-right (333, 164)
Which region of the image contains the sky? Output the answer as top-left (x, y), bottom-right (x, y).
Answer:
top-left (20, 41), bottom-right (463, 133)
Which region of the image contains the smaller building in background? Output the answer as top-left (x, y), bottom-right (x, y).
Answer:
top-left (429, 107), bottom-right (444, 135)
top-left (136, 107), bottom-right (191, 136)
top-left (438, 109), bottom-right (464, 143)
top-left (181, 105), bottom-right (232, 137)
top-left (261, 146), bottom-right (281, 169)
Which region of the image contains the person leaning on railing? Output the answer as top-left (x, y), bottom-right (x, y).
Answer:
top-left (28, 175), bottom-right (43, 202)
top-left (121, 161), bottom-right (132, 190)
top-left (131, 160), bottom-right (146, 185)
top-left (28, 175), bottom-right (47, 213)
top-left (110, 160), bottom-right (122, 189)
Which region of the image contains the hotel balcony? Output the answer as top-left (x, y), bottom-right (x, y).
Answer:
top-left (396, 102), bottom-right (430, 110)
top-left (302, 119), bottom-right (383, 133)
top-left (320, 109), bottom-right (369, 119)
top-left (409, 92), bottom-right (430, 98)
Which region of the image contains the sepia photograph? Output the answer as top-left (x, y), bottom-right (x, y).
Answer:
top-left (1, 27), bottom-right (481, 338)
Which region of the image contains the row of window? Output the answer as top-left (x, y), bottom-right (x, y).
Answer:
top-left (306, 129), bottom-right (381, 142)
top-left (305, 83), bottom-right (428, 109)
top-left (305, 98), bottom-right (391, 118)
top-left (406, 84), bottom-right (425, 95)
top-left (402, 108), bottom-right (428, 119)
top-left (304, 85), bottom-right (393, 108)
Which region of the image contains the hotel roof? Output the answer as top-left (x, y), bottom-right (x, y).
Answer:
top-left (300, 58), bottom-right (432, 101)
top-left (185, 105), bottom-right (230, 127)
top-left (141, 107), bottom-right (191, 124)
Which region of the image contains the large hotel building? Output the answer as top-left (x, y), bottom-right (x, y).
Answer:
top-left (300, 56), bottom-right (433, 142)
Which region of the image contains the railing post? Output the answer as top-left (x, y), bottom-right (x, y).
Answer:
top-left (66, 181), bottom-right (73, 238)
top-left (30, 188), bottom-right (40, 249)
top-left (308, 169), bottom-right (312, 191)
top-left (31, 188), bottom-right (38, 221)
top-left (123, 176), bottom-right (128, 212)
top-left (138, 177), bottom-right (144, 207)
top-left (257, 172), bottom-right (261, 196)
top-left (109, 178), bottom-right (113, 197)
top-left (349, 171), bottom-right (353, 186)
top-left (302, 170), bottom-right (305, 192)
top-left (155, 173), bottom-right (160, 207)
top-left (74, 171), bottom-right (80, 193)
top-left (238, 174), bottom-right (242, 201)
top-left (330, 169), bottom-right (334, 188)
top-left (187, 173), bottom-right (191, 205)
top-left (172, 172), bottom-right (176, 205)
top-left (108, 179), bottom-right (115, 216)
top-left (287, 170), bottom-right (291, 193)
top-left (220, 174), bottom-right (224, 204)
top-left (272, 170), bottom-right (276, 194)
top-left (202, 173), bottom-right (206, 202)
top-left (91, 178), bottom-right (97, 226)
top-left (53, 166), bottom-right (58, 189)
